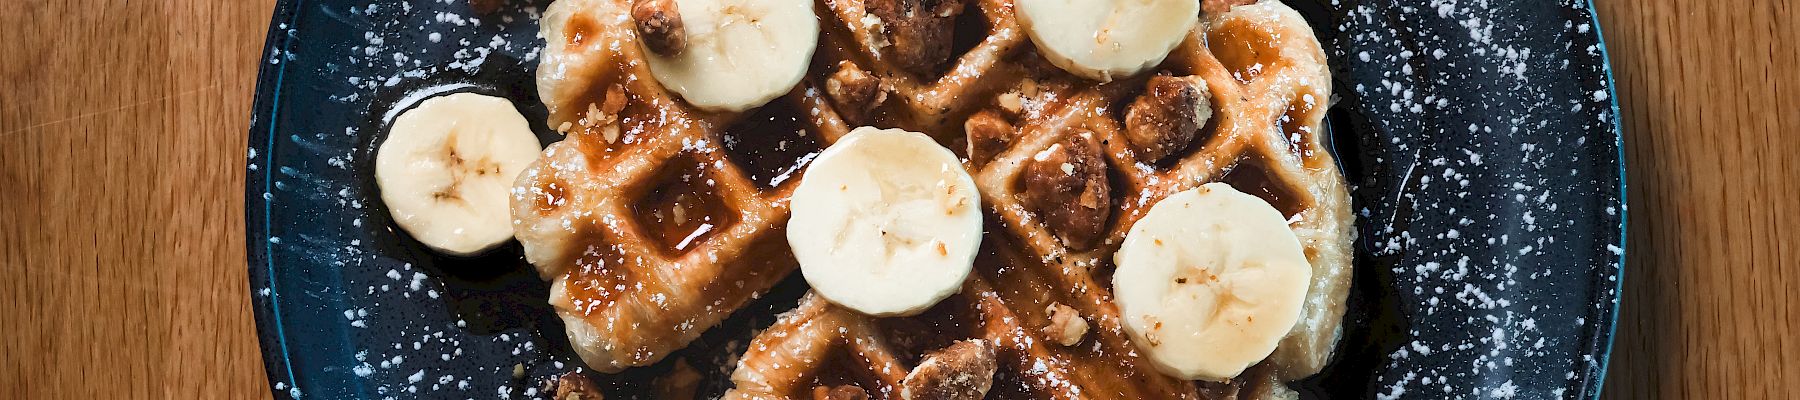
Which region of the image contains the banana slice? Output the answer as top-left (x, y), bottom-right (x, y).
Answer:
top-left (787, 127), bottom-right (982, 317)
top-left (375, 93), bottom-right (544, 256)
top-left (1017, 0), bottom-right (1199, 81)
top-left (1112, 182), bottom-right (1312, 381)
top-left (639, 0), bottom-right (819, 112)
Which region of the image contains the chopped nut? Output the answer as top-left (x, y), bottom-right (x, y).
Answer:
top-left (1042, 302), bottom-right (1090, 346)
top-left (813, 385), bottom-right (870, 400)
top-left (582, 85), bottom-right (629, 128)
top-left (963, 110), bottom-right (1014, 167)
top-left (554, 372), bottom-right (604, 400)
top-left (582, 102), bottom-right (603, 128)
top-left (995, 91), bottom-right (1023, 114)
top-left (866, 0), bottom-right (971, 74)
top-left (1020, 79), bottom-right (1040, 97)
top-left (858, 13), bottom-right (893, 50)
top-left (900, 340), bottom-right (998, 400)
top-left (1124, 75), bottom-right (1213, 162)
top-left (602, 125), bottom-right (621, 144)
top-left (1022, 133), bottom-right (1111, 250)
top-left (633, 0), bottom-right (687, 56)
top-left (602, 85), bottom-right (628, 117)
top-left (825, 61), bottom-right (888, 124)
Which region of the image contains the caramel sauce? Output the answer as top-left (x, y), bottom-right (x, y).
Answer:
top-left (532, 180), bottom-right (568, 215)
top-left (793, 293), bottom-right (986, 397)
top-left (978, 249), bottom-right (1178, 398)
top-left (1277, 92), bottom-right (1319, 159)
top-left (804, 346), bottom-right (890, 398)
top-left (875, 293), bottom-right (983, 364)
top-left (634, 156), bottom-right (737, 255)
top-left (567, 83), bottom-right (642, 156)
top-left (565, 241), bottom-right (636, 318)
top-left (721, 103), bottom-right (823, 189)
top-left (981, 355), bottom-right (1038, 399)
top-left (1207, 20), bottom-right (1282, 84)
top-left (565, 14), bottom-right (600, 47)
top-left (1218, 157), bottom-right (1304, 219)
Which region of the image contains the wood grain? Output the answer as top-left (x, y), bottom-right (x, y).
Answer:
top-left (1593, 0), bottom-right (1800, 398)
top-left (0, 0), bottom-right (275, 398)
top-left (0, 0), bottom-right (1793, 398)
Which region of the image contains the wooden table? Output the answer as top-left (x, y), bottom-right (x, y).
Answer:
top-left (1595, 0), bottom-right (1800, 397)
top-left (0, 0), bottom-right (1793, 398)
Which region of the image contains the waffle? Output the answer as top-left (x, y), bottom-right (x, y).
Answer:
top-left (514, 0), bottom-right (1354, 393)
top-left (513, 0), bottom-right (842, 372)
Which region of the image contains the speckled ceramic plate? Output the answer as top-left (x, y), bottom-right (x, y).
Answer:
top-left (244, 0), bottom-right (1625, 398)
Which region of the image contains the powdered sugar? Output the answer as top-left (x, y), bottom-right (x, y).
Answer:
top-left (1321, 0), bottom-right (1621, 397)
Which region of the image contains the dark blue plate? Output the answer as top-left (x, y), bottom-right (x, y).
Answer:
top-left (245, 0), bottom-right (1625, 398)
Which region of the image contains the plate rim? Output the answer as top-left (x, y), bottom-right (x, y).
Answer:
top-left (1577, 0), bottom-right (1628, 397)
top-left (246, 0), bottom-right (307, 396)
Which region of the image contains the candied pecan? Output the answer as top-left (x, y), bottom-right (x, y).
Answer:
top-left (813, 385), bottom-right (870, 400)
top-left (633, 0), bottom-right (687, 56)
top-left (899, 340), bottom-right (997, 400)
top-left (964, 109), bottom-right (1014, 167)
top-left (866, 0), bottom-right (970, 74)
top-left (826, 61), bottom-right (888, 124)
top-left (1022, 133), bottom-right (1111, 249)
top-left (1042, 302), bottom-right (1090, 346)
top-left (1124, 75), bottom-right (1212, 162)
top-left (554, 372), bottom-right (604, 400)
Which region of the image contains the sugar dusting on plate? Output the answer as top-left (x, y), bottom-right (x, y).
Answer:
top-left (1323, 0), bottom-right (1621, 398)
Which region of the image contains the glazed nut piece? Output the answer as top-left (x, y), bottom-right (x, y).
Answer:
top-left (554, 372), bottom-right (604, 400)
top-left (1124, 75), bottom-right (1213, 162)
top-left (1022, 132), bottom-right (1111, 250)
top-left (569, 84), bottom-right (629, 135)
top-left (1042, 302), bottom-right (1090, 346)
top-left (866, 0), bottom-right (970, 74)
top-left (633, 0), bottom-right (687, 56)
top-left (963, 109), bottom-right (1014, 167)
top-left (825, 61), bottom-right (888, 123)
top-left (812, 385), bottom-right (870, 400)
top-left (899, 340), bottom-right (999, 400)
